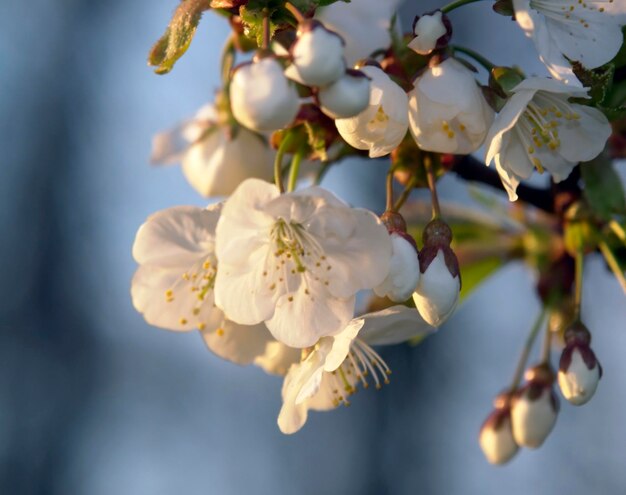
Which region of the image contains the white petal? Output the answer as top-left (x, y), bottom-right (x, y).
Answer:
top-left (557, 348), bottom-right (600, 405)
top-left (511, 387), bottom-right (557, 448)
top-left (253, 340), bottom-right (301, 376)
top-left (557, 104), bottom-right (611, 163)
top-left (374, 233), bottom-right (420, 302)
top-left (286, 27), bottom-right (346, 87)
top-left (133, 205), bottom-right (220, 268)
top-left (359, 305), bottom-right (436, 346)
top-left (200, 320), bottom-right (275, 366)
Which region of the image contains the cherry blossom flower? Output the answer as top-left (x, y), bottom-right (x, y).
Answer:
top-left (409, 58), bottom-right (494, 154)
top-left (408, 11), bottom-right (451, 56)
top-left (318, 70), bottom-right (371, 119)
top-left (213, 179), bottom-right (392, 348)
top-left (131, 204), bottom-right (283, 371)
top-left (485, 77), bottom-right (611, 201)
top-left (513, 0), bottom-right (626, 85)
top-left (152, 104), bottom-right (273, 197)
top-left (335, 65), bottom-right (409, 158)
top-left (278, 305), bottom-right (436, 434)
top-left (374, 232), bottom-right (420, 303)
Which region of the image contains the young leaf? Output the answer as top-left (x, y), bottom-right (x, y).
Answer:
top-left (148, 0), bottom-right (211, 75)
top-left (581, 153), bottom-right (626, 220)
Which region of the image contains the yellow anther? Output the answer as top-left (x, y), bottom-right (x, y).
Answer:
top-left (528, 146), bottom-right (535, 154)
top-left (447, 131), bottom-right (455, 139)
top-left (532, 158), bottom-right (544, 173)
top-left (180, 318), bottom-right (188, 325)
top-left (203, 261), bottom-right (211, 270)
top-left (216, 328), bottom-right (224, 336)
top-left (197, 323), bottom-right (206, 330)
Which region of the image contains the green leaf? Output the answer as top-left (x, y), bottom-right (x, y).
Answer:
top-left (572, 62), bottom-right (615, 105)
top-left (148, 0), bottom-right (211, 75)
top-left (581, 153), bottom-right (626, 219)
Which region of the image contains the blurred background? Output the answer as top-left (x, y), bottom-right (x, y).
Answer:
top-left (2, 0), bottom-right (626, 493)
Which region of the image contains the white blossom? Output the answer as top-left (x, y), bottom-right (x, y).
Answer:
top-left (284, 22), bottom-right (346, 87)
top-left (278, 305), bottom-right (435, 434)
top-left (315, 0), bottom-right (403, 66)
top-left (335, 65), bottom-right (409, 158)
top-left (408, 11), bottom-right (448, 55)
top-left (230, 58), bottom-right (300, 132)
top-left (485, 77), bottom-right (611, 201)
top-left (131, 204), bottom-right (281, 371)
top-left (213, 178), bottom-right (392, 348)
top-left (513, 0), bottom-right (626, 85)
top-left (318, 70), bottom-right (371, 119)
top-left (374, 232), bottom-right (420, 303)
top-left (409, 57), bottom-right (494, 154)
top-left (152, 104), bottom-right (273, 197)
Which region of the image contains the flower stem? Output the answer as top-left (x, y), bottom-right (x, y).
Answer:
top-left (574, 246), bottom-right (584, 319)
top-left (424, 154), bottom-right (441, 219)
top-left (509, 306), bottom-right (547, 392)
top-left (441, 0), bottom-right (486, 14)
top-left (608, 219), bottom-right (626, 245)
top-left (220, 35), bottom-right (236, 89)
top-left (275, 132), bottom-right (294, 193)
top-left (386, 167), bottom-right (395, 212)
top-left (262, 10), bottom-right (270, 50)
top-left (287, 147), bottom-right (304, 192)
top-left (540, 319), bottom-right (552, 364)
top-left (284, 2), bottom-right (306, 23)
top-left (599, 240), bottom-right (626, 295)
top-left (450, 44), bottom-right (495, 72)
top-left (394, 174), bottom-right (419, 212)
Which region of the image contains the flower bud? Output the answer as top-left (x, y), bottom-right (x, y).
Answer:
top-left (412, 219), bottom-right (460, 326)
top-left (285, 21), bottom-right (346, 87)
top-left (318, 70), bottom-right (371, 119)
top-left (510, 364), bottom-right (559, 448)
top-left (230, 57), bottom-right (300, 132)
top-left (374, 218), bottom-right (420, 303)
top-left (558, 321), bottom-right (602, 406)
top-left (408, 57), bottom-right (494, 154)
top-left (479, 394), bottom-right (519, 465)
top-left (408, 11), bottom-right (452, 56)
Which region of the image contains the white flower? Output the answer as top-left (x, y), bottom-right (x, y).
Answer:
top-left (315, 0), bottom-right (403, 66)
top-left (230, 58), bottom-right (300, 132)
top-left (374, 232), bottom-right (420, 303)
top-left (408, 57), bottom-right (494, 154)
top-left (485, 77), bottom-right (611, 201)
top-left (513, 0), bottom-right (626, 85)
top-left (278, 305), bottom-right (435, 434)
top-left (152, 104), bottom-right (274, 197)
top-left (284, 22), bottom-right (346, 87)
top-left (131, 204), bottom-right (282, 371)
top-left (558, 345), bottom-right (601, 405)
top-left (408, 11), bottom-right (449, 55)
top-left (335, 65), bottom-right (409, 158)
top-left (318, 70), bottom-right (371, 119)
top-left (213, 178), bottom-right (392, 348)
top-left (479, 399), bottom-right (519, 465)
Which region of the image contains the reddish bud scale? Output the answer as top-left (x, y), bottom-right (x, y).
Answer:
top-left (418, 219), bottom-right (460, 282)
top-left (536, 254), bottom-right (575, 303)
top-left (380, 212), bottom-right (418, 252)
top-left (520, 364), bottom-right (559, 410)
top-left (559, 342), bottom-right (603, 378)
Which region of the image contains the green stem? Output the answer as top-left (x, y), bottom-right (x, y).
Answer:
top-left (287, 148), bottom-right (304, 192)
top-left (424, 154), bottom-right (441, 219)
top-left (509, 306), bottom-right (547, 392)
top-left (220, 35), bottom-right (236, 89)
top-left (441, 0), bottom-right (486, 14)
top-left (574, 247), bottom-right (584, 319)
top-left (599, 241), bottom-right (626, 295)
top-left (608, 219), bottom-right (626, 245)
top-left (540, 320), bottom-right (552, 364)
top-left (393, 174), bottom-right (419, 212)
top-left (451, 44), bottom-right (496, 72)
top-left (386, 168), bottom-right (395, 212)
top-left (284, 2), bottom-right (306, 24)
top-left (274, 133), bottom-right (294, 193)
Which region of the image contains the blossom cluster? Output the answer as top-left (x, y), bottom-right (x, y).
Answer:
top-left (137, 0), bottom-right (626, 456)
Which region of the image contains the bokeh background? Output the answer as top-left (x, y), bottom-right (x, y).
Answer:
top-left (2, 0), bottom-right (626, 493)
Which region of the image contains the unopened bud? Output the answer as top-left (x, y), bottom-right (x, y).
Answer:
top-left (408, 11), bottom-right (452, 56)
top-left (318, 70), bottom-right (371, 119)
top-left (374, 228), bottom-right (420, 303)
top-left (479, 393), bottom-right (519, 465)
top-left (230, 58), bottom-right (300, 132)
top-left (558, 321), bottom-right (601, 406)
top-left (412, 219), bottom-right (460, 326)
top-left (511, 364), bottom-right (559, 448)
top-left (285, 21), bottom-right (346, 87)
